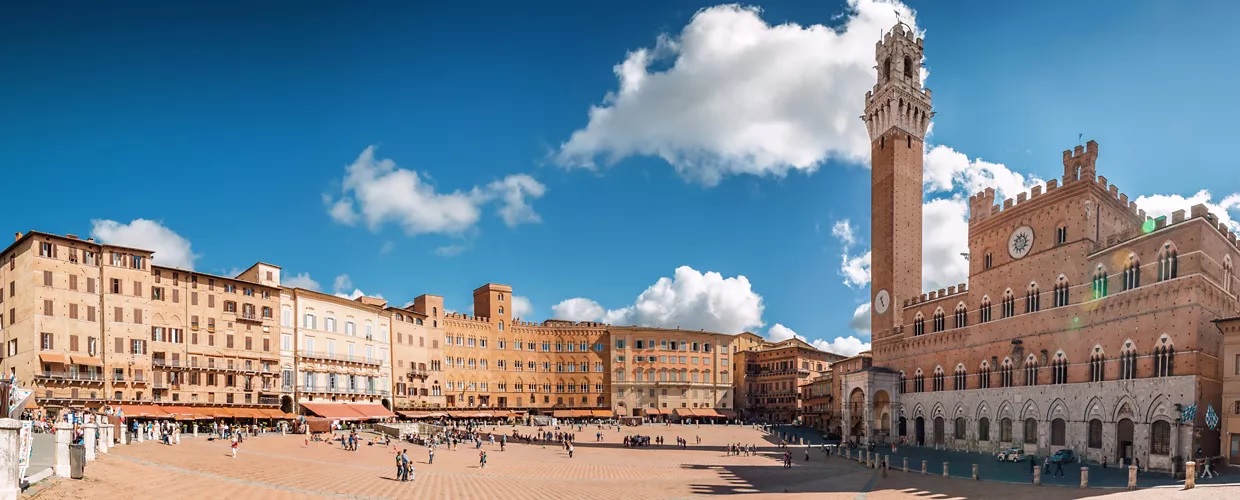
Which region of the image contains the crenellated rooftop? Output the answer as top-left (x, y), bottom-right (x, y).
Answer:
top-left (903, 282), bottom-right (969, 308)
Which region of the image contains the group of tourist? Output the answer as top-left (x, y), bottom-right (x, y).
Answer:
top-left (726, 443), bottom-right (756, 456)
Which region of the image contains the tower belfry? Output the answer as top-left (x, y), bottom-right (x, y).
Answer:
top-left (864, 22), bottom-right (933, 339)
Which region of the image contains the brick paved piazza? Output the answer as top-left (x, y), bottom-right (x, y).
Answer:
top-left (26, 425), bottom-right (1240, 499)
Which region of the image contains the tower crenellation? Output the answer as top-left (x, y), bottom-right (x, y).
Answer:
top-left (863, 23), bottom-right (933, 142)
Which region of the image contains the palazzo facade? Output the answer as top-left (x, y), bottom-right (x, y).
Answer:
top-left (855, 22), bottom-right (1240, 472)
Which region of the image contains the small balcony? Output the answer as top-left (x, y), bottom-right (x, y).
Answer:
top-left (34, 371), bottom-right (105, 384)
top-left (237, 312), bottom-right (262, 324)
top-left (299, 350), bottom-right (382, 367)
top-left (152, 358), bottom-right (184, 369)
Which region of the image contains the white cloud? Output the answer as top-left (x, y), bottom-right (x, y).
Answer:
top-left (556, 0), bottom-right (916, 186)
top-left (811, 336), bottom-right (871, 357)
top-left (766, 322), bottom-right (871, 357)
top-left (89, 219), bottom-right (198, 270)
top-left (551, 266), bottom-right (765, 333)
top-left (921, 197), bottom-right (972, 290)
top-left (284, 272), bottom-right (321, 291)
top-left (326, 146), bottom-right (546, 235)
top-left (923, 145), bottom-right (1043, 201)
top-left (511, 295), bottom-right (534, 319)
top-left (434, 244), bottom-right (469, 257)
top-left (379, 241), bottom-right (396, 255)
top-left (1135, 190), bottom-right (1240, 232)
top-left (849, 302), bottom-right (871, 334)
top-left (839, 251), bottom-right (871, 289)
top-left (329, 273), bottom-right (380, 300)
top-left (550, 298), bottom-right (606, 322)
top-left (831, 220), bottom-right (857, 247)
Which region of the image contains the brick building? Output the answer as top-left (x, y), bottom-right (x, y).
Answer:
top-left (851, 21), bottom-right (1240, 472)
top-left (740, 338), bottom-right (842, 423)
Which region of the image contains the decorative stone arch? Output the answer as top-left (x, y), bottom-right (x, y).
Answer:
top-left (1002, 288), bottom-right (1014, 299)
top-left (1083, 396), bottom-right (1107, 423)
top-left (1145, 394), bottom-right (1175, 423)
top-left (1113, 394), bottom-right (1139, 422)
top-left (152, 313), bottom-right (166, 325)
top-left (954, 362), bottom-right (966, 372)
top-left (1046, 398), bottom-right (1070, 422)
top-left (953, 403), bottom-right (967, 419)
top-left (1156, 333), bottom-right (1174, 347)
top-left (914, 367), bottom-right (924, 377)
top-left (930, 402), bottom-right (946, 419)
top-left (976, 401), bottom-right (992, 421)
top-left (1020, 400), bottom-right (1041, 421)
top-left (980, 294), bottom-right (991, 306)
top-left (979, 359), bottom-right (991, 371)
top-left (933, 365), bottom-right (944, 375)
top-left (996, 401), bottom-right (1014, 421)
top-left (1120, 338), bottom-right (1137, 354)
top-left (1025, 353), bottom-right (1038, 367)
top-left (911, 402), bottom-right (926, 419)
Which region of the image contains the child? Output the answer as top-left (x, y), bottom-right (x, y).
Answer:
top-left (231, 435), bottom-right (239, 458)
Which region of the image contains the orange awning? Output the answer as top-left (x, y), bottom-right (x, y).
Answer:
top-left (212, 407), bottom-right (238, 418)
top-left (38, 352), bottom-right (69, 364)
top-left (116, 404), bottom-right (172, 418)
top-left (301, 402), bottom-right (367, 420)
top-left (71, 356), bottom-right (104, 367)
top-left (399, 411), bottom-right (429, 419)
top-left (552, 410), bottom-right (572, 418)
top-left (591, 409), bottom-right (614, 418)
top-left (644, 407), bottom-right (665, 415)
top-left (696, 408), bottom-right (722, 418)
top-left (346, 403), bottom-right (396, 419)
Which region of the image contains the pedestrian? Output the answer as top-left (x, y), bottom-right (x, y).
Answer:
top-left (568, 444), bottom-right (574, 458)
top-left (480, 450), bottom-right (488, 468)
top-left (429, 447), bottom-right (435, 464)
top-left (231, 434), bottom-right (239, 458)
top-left (881, 459), bottom-right (888, 478)
top-left (1054, 458), bottom-right (1064, 477)
top-left (396, 450), bottom-right (407, 481)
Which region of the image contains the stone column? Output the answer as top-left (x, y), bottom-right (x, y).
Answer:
top-left (943, 462), bottom-right (949, 477)
top-left (0, 419), bottom-right (21, 500)
top-left (97, 423), bottom-right (108, 454)
top-left (921, 460), bottom-right (927, 474)
top-left (54, 422), bottom-right (73, 478)
top-left (1079, 467), bottom-right (1088, 488)
top-left (973, 463), bottom-right (979, 480)
top-left (83, 423), bottom-right (98, 462)
top-left (137, 424), bottom-right (144, 443)
top-left (903, 457), bottom-right (908, 472)
top-left (120, 424), bottom-right (129, 445)
top-left (1127, 465), bottom-right (1137, 490)
top-left (1033, 466), bottom-right (1042, 485)
top-left (193, 423), bottom-right (199, 438)
top-left (885, 454), bottom-right (890, 471)
top-left (1185, 462), bottom-right (1195, 489)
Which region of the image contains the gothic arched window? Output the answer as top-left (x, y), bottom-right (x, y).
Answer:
top-left (1119, 340), bottom-right (1138, 380)
top-left (932, 366), bottom-right (945, 392)
top-left (932, 308), bottom-right (945, 332)
top-left (977, 361), bottom-right (991, 389)
top-left (1053, 275), bottom-right (1070, 307)
top-left (954, 364), bottom-right (967, 390)
top-left (1157, 242), bottom-right (1179, 281)
top-left (980, 296), bottom-right (993, 323)
top-left (1025, 282), bottom-right (1040, 313)
top-left (903, 55), bottom-right (914, 79)
top-left (1001, 289), bottom-right (1016, 318)
top-left (883, 57), bottom-right (892, 80)
top-left (1153, 335), bottom-right (1175, 377)
top-left (1092, 265), bottom-right (1109, 299)
top-left (1089, 346), bottom-right (1105, 382)
top-left (1123, 253), bottom-right (1141, 291)
top-left (954, 303), bottom-right (967, 328)
top-left (913, 314), bottom-right (925, 336)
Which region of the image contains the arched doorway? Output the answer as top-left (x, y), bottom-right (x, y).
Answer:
top-left (848, 388), bottom-right (866, 441)
top-left (933, 416), bottom-right (945, 446)
top-left (914, 417), bottom-right (926, 446)
top-left (1117, 418), bottom-right (1135, 464)
top-left (382, 398), bottom-right (392, 410)
top-left (280, 395), bottom-right (294, 414)
top-left (873, 390), bottom-right (891, 442)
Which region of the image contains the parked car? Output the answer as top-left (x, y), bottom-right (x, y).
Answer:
top-left (1051, 449), bottom-right (1076, 464)
top-left (996, 447), bottom-right (1025, 462)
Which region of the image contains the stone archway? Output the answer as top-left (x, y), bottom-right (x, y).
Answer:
top-left (382, 398), bottom-right (392, 410)
top-left (915, 417), bottom-right (926, 446)
top-left (873, 390), bottom-right (891, 442)
top-left (1117, 418), bottom-right (1135, 464)
top-left (848, 387), bottom-right (866, 440)
top-left (280, 395), bottom-right (294, 414)
top-left (934, 416), bottom-right (945, 446)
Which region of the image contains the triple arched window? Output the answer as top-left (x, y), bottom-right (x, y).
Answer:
top-left (1092, 265), bottom-right (1109, 299)
top-left (999, 358), bottom-right (1014, 388)
top-left (979, 296), bottom-right (993, 323)
top-left (1024, 355), bottom-right (1039, 386)
top-left (977, 361), bottom-right (991, 389)
top-left (1153, 335), bottom-right (1175, 377)
top-left (1089, 347), bottom-right (1106, 382)
top-left (1157, 243), bottom-right (1179, 282)
top-left (932, 366), bottom-right (945, 392)
top-left (1025, 283), bottom-right (1040, 313)
top-left (953, 364), bottom-right (967, 390)
top-left (953, 303), bottom-right (967, 328)
top-left (1119, 340), bottom-right (1138, 380)
top-left (1053, 276), bottom-right (1070, 307)
top-left (913, 314), bottom-right (925, 336)
top-left (1050, 352), bottom-right (1068, 385)
top-left (932, 309), bottom-right (945, 333)
top-left (1123, 254), bottom-right (1141, 290)
top-left (1001, 290), bottom-right (1016, 318)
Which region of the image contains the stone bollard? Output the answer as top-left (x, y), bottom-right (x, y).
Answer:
top-left (921, 460), bottom-right (927, 474)
top-left (1185, 462), bottom-right (1196, 489)
top-left (943, 462), bottom-right (949, 477)
top-left (0, 419), bottom-right (22, 499)
top-left (54, 422), bottom-right (73, 478)
top-left (903, 457), bottom-right (908, 473)
top-left (137, 426), bottom-right (144, 443)
top-left (120, 425), bottom-right (129, 445)
top-left (800, 438), bottom-right (805, 446)
top-left (193, 425), bottom-right (199, 438)
top-left (885, 454), bottom-right (890, 471)
top-left (1127, 465), bottom-right (1137, 490)
top-left (97, 424), bottom-right (109, 455)
top-left (83, 423), bottom-right (98, 462)
top-left (973, 463), bottom-right (979, 480)
top-left (1034, 466), bottom-right (1042, 485)
top-left (1080, 467), bottom-right (1089, 488)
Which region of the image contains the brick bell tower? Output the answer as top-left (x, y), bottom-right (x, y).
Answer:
top-left (863, 22), bottom-right (932, 339)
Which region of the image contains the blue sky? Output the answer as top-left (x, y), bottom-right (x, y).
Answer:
top-left (5, 0), bottom-right (1239, 355)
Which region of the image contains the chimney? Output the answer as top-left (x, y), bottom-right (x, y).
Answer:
top-left (87, 238), bottom-right (95, 243)
top-left (14, 232), bottom-right (22, 241)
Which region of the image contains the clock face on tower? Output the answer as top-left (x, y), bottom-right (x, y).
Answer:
top-left (1008, 225), bottom-right (1035, 259)
top-left (873, 289), bottom-right (891, 315)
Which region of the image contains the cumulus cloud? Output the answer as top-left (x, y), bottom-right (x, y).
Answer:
top-left (511, 295), bottom-right (534, 319)
top-left (766, 322), bottom-right (871, 356)
top-left (556, 0), bottom-right (916, 185)
top-left (379, 241), bottom-right (396, 255)
top-left (551, 266), bottom-right (765, 333)
top-left (831, 220), bottom-right (857, 247)
top-left (331, 273), bottom-right (380, 300)
top-left (840, 251), bottom-right (872, 288)
top-left (434, 244), bottom-right (469, 257)
top-left (923, 145), bottom-right (1043, 201)
top-left (89, 219), bottom-right (198, 270)
top-left (849, 302), bottom-right (871, 333)
top-left (283, 272), bottom-right (321, 291)
top-left (326, 146), bottom-right (546, 235)
top-left (1135, 190), bottom-right (1240, 232)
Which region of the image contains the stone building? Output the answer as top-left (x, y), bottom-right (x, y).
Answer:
top-left (855, 21), bottom-right (1240, 472)
top-left (609, 326), bottom-right (736, 420)
top-left (1219, 316), bottom-right (1240, 465)
top-left (739, 338), bottom-right (841, 423)
top-left (388, 296), bottom-right (446, 410)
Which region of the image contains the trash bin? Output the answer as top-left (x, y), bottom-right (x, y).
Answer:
top-left (69, 443), bottom-right (86, 479)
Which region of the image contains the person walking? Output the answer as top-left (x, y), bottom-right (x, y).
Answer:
top-left (396, 450), bottom-right (408, 481)
top-left (231, 434), bottom-right (239, 458)
top-left (479, 450), bottom-right (488, 468)
top-left (1054, 457), bottom-right (1065, 477)
top-left (429, 446), bottom-right (435, 464)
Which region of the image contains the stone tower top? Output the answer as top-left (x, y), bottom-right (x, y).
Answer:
top-left (862, 22), bottom-right (933, 142)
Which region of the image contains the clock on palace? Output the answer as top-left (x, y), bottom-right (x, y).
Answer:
top-left (1008, 225), bottom-right (1035, 259)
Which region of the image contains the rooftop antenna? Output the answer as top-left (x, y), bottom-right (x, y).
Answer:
top-left (1078, 133), bottom-right (1083, 146)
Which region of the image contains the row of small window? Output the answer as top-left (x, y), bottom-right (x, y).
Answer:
top-left (445, 336), bottom-right (606, 353)
top-left (612, 370), bottom-right (728, 384)
top-left (616, 355), bottom-right (726, 366)
top-left (295, 313), bottom-right (387, 341)
top-left (301, 372), bottom-right (384, 391)
top-left (913, 248), bottom-right (1183, 336)
top-left (298, 337), bottom-right (385, 361)
top-left (445, 381), bottom-right (605, 394)
top-left (614, 339), bottom-right (715, 353)
top-left (444, 358), bottom-right (603, 372)
top-left (394, 384), bottom-right (441, 397)
top-left (900, 348), bottom-right (1175, 393)
top-left (38, 242), bottom-right (143, 270)
top-left (934, 417), bottom-right (1171, 455)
